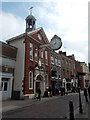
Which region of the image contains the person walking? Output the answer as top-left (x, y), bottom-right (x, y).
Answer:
top-left (84, 88), bottom-right (88, 102)
top-left (37, 87), bottom-right (41, 100)
top-left (88, 86), bottom-right (90, 99)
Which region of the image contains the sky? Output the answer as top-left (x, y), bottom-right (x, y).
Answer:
top-left (0, 0), bottom-right (89, 64)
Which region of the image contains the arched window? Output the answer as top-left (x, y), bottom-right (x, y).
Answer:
top-left (29, 71), bottom-right (33, 89)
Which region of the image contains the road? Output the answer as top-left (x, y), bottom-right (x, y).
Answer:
top-left (3, 93), bottom-right (85, 118)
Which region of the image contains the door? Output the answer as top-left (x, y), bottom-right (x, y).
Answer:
top-left (1, 78), bottom-right (10, 100)
top-left (36, 82), bottom-right (40, 92)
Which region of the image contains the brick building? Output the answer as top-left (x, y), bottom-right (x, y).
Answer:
top-left (75, 61), bottom-right (90, 88)
top-left (50, 50), bottom-right (61, 94)
top-left (6, 13), bottom-right (51, 99)
top-left (59, 51), bottom-right (76, 92)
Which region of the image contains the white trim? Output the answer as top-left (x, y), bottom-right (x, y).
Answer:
top-left (29, 71), bottom-right (33, 89)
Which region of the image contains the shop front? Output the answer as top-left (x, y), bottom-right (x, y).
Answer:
top-left (0, 73), bottom-right (13, 100)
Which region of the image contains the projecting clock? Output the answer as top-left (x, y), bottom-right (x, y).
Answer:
top-left (50, 35), bottom-right (62, 50)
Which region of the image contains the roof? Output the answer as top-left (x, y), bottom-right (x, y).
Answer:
top-left (26, 15), bottom-right (36, 21)
top-left (6, 27), bottom-right (49, 44)
top-left (6, 33), bottom-right (26, 43)
top-left (0, 41), bottom-right (17, 59)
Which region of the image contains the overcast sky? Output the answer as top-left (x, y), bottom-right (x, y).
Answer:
top-left (0, 0), bottom-right (89, 64)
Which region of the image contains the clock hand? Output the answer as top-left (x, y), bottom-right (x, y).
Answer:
top-left (54, 42), bottom-right (56, 45)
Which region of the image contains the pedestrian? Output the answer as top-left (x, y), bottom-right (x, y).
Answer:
top-left (60, 87), bottom-right (63, 96)
top-left (88, 86), bottom-right (90, 99)
top-left (37, 87), bottom-right (41, 100)
top-left (63, 87), bottom-right (65, 95)
top-left (84, 88), bottom-right (88, 102)
top-left (48, 86), bottom-right (52, 97)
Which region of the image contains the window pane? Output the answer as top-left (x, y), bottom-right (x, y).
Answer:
top-left (4, 82), bottom-right (8, 91)
top-left (41, 51), bottom-right (43, 58)
top-left (51, 56), bottom-right (54, 64)
top-left (41, 51), bottom-right (44, 64)
top-left (34, 47), bottom-right (38, 62)
top-left (45, 51), bottom-right (48, 65)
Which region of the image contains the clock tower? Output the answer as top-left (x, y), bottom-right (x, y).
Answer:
top-left (25, 7), bottom-right (36, 32)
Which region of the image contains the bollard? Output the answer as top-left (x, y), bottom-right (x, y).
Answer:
top-left (69, 100), bottom-right (74, 120)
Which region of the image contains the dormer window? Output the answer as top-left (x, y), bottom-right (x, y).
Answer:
top-left (38, 33), bottom-right (42, 40)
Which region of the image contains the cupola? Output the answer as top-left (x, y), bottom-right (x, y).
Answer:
top-left (25, 7), bottom-right (36, 32)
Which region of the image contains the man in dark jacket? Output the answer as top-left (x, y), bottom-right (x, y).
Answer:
top-left (84, 88), bottom-right (88, 102)
top-left (37, 88), bottom-right (41, 100)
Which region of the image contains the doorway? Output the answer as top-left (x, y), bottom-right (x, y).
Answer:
top-left (1, 78), bottom-right (10, 100)
top-left (36, 82), bottom-right (40, 92)
top-left (35, 75), bottom-right (44, 95)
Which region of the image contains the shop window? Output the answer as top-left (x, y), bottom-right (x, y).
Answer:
top-left (0, 78), bottom-right (8, 91)
top-left (51, 70), bottom-right (57, 78)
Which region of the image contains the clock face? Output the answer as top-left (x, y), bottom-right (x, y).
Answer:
top-left (50, 37), bottom-right (62, 50)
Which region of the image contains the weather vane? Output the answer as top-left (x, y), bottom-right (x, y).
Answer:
top-left (29, 7), bottom-right (33, 15)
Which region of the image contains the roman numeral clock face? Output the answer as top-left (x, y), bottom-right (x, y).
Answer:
top-left (50, 35), bottom-right (62, 50)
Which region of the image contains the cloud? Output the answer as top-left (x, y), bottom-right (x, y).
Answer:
top-left (0, 0), bottom-right (88, 63)
top-left (0, 11), bottom-right (25, 42)
top-left (34, 0), bottom-right (88, 63)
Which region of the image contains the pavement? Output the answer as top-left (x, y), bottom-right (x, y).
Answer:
top-left (75, 101), bottom-right (90, 119)
top-left (0, 92), bottom-right (90, 119)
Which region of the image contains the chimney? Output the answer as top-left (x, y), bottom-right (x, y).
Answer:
top-left (59, 51), bottom-right (66, 56)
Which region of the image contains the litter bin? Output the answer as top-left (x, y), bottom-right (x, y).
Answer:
top-left (12, 91), bottom-right (20, 100)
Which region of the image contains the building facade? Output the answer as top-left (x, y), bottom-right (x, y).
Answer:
top-left (0, 41), bottom-right (17, 100)
top-left (6, 13), bottom-right (51, 99)
top-left (59, 51), bottom-right (76, 92)
top-left (50, 50), bottom-right (61, 94)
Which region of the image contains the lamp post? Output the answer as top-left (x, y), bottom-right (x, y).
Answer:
top-left (77, 72), bottom-right (85, 114)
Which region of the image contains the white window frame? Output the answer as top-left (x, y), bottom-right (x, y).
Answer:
top-left (34, 46), bottom-right (38, 62)
top-left (45, 51), bottom-right (47, 60)
top-left (30, 43), bottom-right (33, 61)
top-left (51, 56), bottom-right (54, 64)
top-left (29, 71), bottom-right (33, 89)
